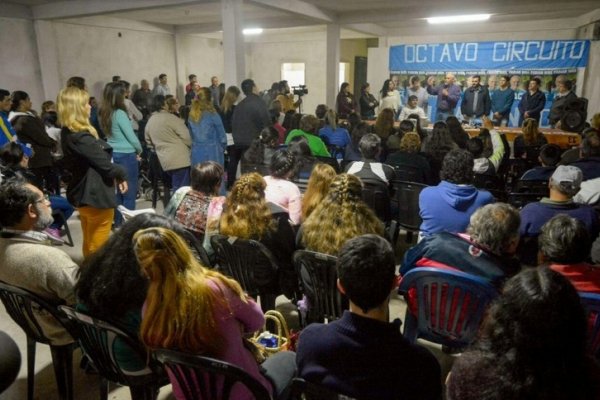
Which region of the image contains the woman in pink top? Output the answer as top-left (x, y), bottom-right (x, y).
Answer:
top-left (134, 227), bottom-right (295, 400)
top-left (264, 149), bottom-right (302, 225)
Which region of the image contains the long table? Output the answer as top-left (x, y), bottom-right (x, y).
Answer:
top-left (358, 119), bottom-right (581, 149)
top-left (464, 127), bottom-right (580, 149)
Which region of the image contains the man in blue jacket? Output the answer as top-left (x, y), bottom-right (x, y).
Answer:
top-left (490, 75), bottom-right (514, 127)
top-left (518, 77), bottom-right (546, 126)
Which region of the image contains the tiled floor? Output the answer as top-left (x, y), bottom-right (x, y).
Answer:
top-left (0, 198), bottom-right (456, 399)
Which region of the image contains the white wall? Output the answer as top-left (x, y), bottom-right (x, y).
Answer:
top-left (247, 31), bottom-right (328, 115)
top-left (0, 17), bottom-right (44, 109)
top-left (176, 34), bottom-right (224, 91)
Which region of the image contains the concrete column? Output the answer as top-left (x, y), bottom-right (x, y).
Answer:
top-left (326, 23), bottom-right (340, 108)
top-left (33, 20), bottom-right (61, 101)
top-left (174, 33), bottom-right (186, 103)
top-left (221, 0), bottom-right (245, 87)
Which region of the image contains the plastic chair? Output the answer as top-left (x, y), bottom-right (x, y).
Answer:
top-left (398, 267), bottom-right (498, 349)
top-left (0, 281), bottom-right (75, 400)
top-left (361, 181), bottom-right (392, 223)
top-left (210, 234), bottom-right (279, 312)
top-left (154, 348), bottom-right (271, 400)
top-left (59, 305), bottom-right (168, 400)
top-left (391, 180), bottom-right (427, 242)
top-left (293, 250), bottom-right (347, 325)
top-left (180, 228), bottom-right (213, 268)
top-left (507, 192), bottom-right (546, 210)
top-left (288, 377), bottom-right (352, 400)
top-left (580, 292), bottom-right (600, 360)
top-left (148, 150), bottom-right (171, 208)
top-left (514, 179), bottom-right (550, 195)
top-left (393, 165), bottom-right (426, 184)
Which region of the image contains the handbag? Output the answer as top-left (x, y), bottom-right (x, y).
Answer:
top-left (250, 310), bottom-right (290, 355)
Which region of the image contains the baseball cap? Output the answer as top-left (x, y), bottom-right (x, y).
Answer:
top-left (550, 165), bottom-right (582, 195)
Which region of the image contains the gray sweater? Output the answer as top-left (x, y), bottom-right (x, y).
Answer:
top-left (0, 233), bottom-right (79, 345)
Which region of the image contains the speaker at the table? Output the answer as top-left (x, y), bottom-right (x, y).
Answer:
top-left (560, 97), bottom-right (588, 133)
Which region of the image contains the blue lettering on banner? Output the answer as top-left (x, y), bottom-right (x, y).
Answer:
top-left (390, 40), bottom-right (590, 72)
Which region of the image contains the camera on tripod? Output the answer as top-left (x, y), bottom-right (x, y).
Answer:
top-left (292, 85), bottom-right (308, 96)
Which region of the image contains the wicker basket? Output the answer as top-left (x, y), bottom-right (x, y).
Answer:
top-left (251, 310), bottom-right (290, 354)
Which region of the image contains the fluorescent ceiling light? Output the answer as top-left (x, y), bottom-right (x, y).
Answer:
top-left (427, 14), bottom-right (491, 24)
top-left (243, 28), bottom-right (263, 35)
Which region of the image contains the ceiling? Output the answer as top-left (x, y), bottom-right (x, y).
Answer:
top-left (4, 0), bottom-right (600, 38)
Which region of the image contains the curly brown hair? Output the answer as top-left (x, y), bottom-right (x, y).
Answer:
top-left (374, 108), bottom-right (395, 140)
top-left (302, 174), bottom-right (384, 255)
top-left (219, 173), bottom-right (274, 239)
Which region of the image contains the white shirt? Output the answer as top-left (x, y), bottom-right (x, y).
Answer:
top-left (399, 106), bottom-right (427, 122)
top-left (379, 90), bottom-right (402, 112)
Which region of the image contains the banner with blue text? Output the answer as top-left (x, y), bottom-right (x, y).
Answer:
top-left (389, 40), bottom-right (590, 73)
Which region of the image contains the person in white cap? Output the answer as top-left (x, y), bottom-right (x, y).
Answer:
top-left (518, 165), bottom-right (600, 265)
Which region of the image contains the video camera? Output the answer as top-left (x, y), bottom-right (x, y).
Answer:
top-left (292, 85), bottom-right (308, 96)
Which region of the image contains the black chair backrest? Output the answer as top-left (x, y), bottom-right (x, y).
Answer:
top-left (394, 165), bottom-right (425, 184)
top-left (154, 349), bottom-right (271, 400)
top-left (315, 156), bottom-right (341, 173)
top-left (240, 161), bottom-right (270, 176)
top-left (0, 281), bottom-right (73, 345)
top-left (514, 179), bottom-right (550, 195)
top-left (361, 181), bottom-right (391, 223)
top-left (180, 229), bottom-right (212, 267)
top-left (59, 305), bottom-right (163, 387)
top-left (288, 378), bottom-right (352, 400)
top-left (210, 234), bottom-right (279, 298)
top-left (507, 192), bottom-right (546, 210)
top-left (391, 180), bottom-right (427, 231)
top-left (293, 250), bottom-right (346, 323)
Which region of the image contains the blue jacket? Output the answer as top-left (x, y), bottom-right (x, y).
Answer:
top-left (491, 87), bottom-right (515, 117)
top-left (0, 111), bottom-right (16, 147)
top-left (419, 181), bottom-right (495, 236)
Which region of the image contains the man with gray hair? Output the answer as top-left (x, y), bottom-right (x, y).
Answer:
top-left (400, 202), bottom-right (522, 289)
top-left (519, 165), bottom-right (599, 265)
top-left (345, 133), bottom-right (396, 192)
top-left (539, 214), bottom-right (600, 294)
top-left (0, 179), bottom-right (78, 345)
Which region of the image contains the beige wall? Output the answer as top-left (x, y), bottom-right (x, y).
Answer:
top-left (340, 38), bottom-right (368, 94)
top-left (0, 17), bottom-right (44, 109)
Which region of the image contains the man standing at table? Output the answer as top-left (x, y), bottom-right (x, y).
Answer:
top-left (518, 77), bottom-right (546, 126)
top-left (427, 73), bottom-right (461, 122)
top-left (491, 75), bottom-right (515, 127)
top-left (461, 75), bottom-right (490, 125)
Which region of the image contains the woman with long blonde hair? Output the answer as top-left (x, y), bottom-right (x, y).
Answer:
top-left (134, 227), bottom-right (295, 400)
top-left (514, 117), bottom-right (547, 160)
top-left (301, 163), bottom-right (337, 221)
top-left (220, 173), bottom-right (298, 299)
top-left (302, 173), bottom-right (384, 255)
top-left (188, 87), bottom-right (227, 170)
top-left (58, 86), bottom-right (127, 256)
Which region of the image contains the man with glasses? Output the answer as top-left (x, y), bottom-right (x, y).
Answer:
top-left (0, 179), bottom-right (78, 345)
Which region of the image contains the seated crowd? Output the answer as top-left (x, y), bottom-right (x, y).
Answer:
top-left (1, 74), bottom-right (600, 400)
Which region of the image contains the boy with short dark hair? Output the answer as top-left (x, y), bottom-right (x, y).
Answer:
top-left (296, 234), bottom-right (442, 400)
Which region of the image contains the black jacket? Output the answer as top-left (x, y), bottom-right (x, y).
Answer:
top-left (10, 113), bottom-right (56, 169)
top-left (518, 90), bottom-right (546, 124)
top-left (61, 128), bottom-right (126, 208)
top-left (461, 86), bottom-right (491, 117)
top-left (548, 91), bottom-right (577, 125)
top-left (232, 94), bottom-right (270, 146)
